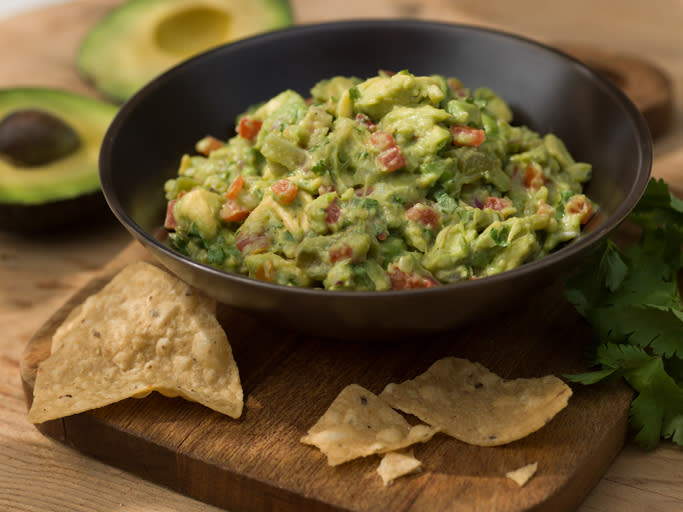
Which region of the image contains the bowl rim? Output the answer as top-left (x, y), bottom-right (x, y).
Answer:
top-left (100, 19), bottom-right (653, 301)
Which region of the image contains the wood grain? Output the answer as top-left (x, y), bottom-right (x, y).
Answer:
top-left (2, 1), bottom-right (683, 512)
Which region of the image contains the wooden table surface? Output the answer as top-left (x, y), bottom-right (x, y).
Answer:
top-left (1, 1), bottom-right (682, 511)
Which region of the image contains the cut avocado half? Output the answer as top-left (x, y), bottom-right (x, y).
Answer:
top-left (0, 88), bottom-right (118, 231)
top-left (77, 0), bottom-right (294, 103)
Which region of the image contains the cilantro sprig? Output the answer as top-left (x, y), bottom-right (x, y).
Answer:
top-left (563, 178), bottom-right (683, 449)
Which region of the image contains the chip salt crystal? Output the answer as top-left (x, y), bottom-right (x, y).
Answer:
top-left (379, 357), bottom-right (572, 446)
top-left (27, 262), bottom-right (243, 423)
top-left (300, 384), bottom-right (437, 466)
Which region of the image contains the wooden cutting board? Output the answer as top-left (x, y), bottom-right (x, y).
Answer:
top-left (21, 240), bottom-right (634, 512)
top-left (6, 1), bottom-right (673, 511)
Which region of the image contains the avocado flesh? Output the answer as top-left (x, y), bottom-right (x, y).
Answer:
top-left (77, 0), bottom-right (293, 103)
top-left (0, 88), bottom-right (117, 205)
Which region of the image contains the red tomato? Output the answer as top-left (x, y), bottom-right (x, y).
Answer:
top-left (406, 203), bottom-right (440, 230)
top-left (271, 179), bottom-right (298, 205)
top-left (483, 196), bottom-right (512, 211)
top-left (329, 244), bottom-right (353, 263)
top-left (219, 199), bottom-right (251, 222)
top-left (163, 199), bottom-right (178, 229)
top-left (195, 135), bottom-right (224, 156)
top-left (355, 113), bottom-right (376, 132)
top-left (325, 201), bottom-right (342, 224)
top-left (236, 117), bottom-right (262, 141)
top-left (235, 233), bottom-right (270, 254)
top-left (369, 131), bottom-right (396, 151)
top-left (451, 126), bottom-right (486, 147)
top-left (225, 175), bottom-right (245, 199)
top-left (524, 164), bottom-right (546, 191)
top-left (388, 266), bottom-right (439, 290)
top-left (377, 146), bottom-right (407, 172)
top-left (565, 195), bottom-right (594, 224)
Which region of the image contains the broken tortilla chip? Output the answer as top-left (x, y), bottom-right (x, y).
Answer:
top-left (506, 462), bottom-right (538, 487)
top-left (377, 450), bottom-right (422, 486)
top-left (379, 357), bottom-right (571, 446)
top-left (301, 384), bottom-right (436, 466)
top-left (27, 261), bottom-right (243, 423)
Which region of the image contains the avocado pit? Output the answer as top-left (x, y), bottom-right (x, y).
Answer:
top-left (154, 7), bottom-right (231, 57)
top-left (0, 109), bottom-right (81, 168)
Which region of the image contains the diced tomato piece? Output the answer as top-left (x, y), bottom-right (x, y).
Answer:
top-left (236, 117), bottom-right (262, 141)
top-left (355, 113), bottom-right (376, 132)
top-left (325, 201), bottom-right (342, 224)
top-left (406, 203), bottom-right (440, 230)
top-left (379, 69), bottom-right (396, 77)
top-left (354, 186), bottom-right (374, 197)
top-left (451, 126), bottom-right (486, 147)
top-left (271, 179), bottom-right (298, 205)
top-left (195, 135), bottom-right (224, 156)
top-left (388, 266), bottom-right (440, 290)
top-left (377, 146), bottom-right (407, 172)
top-left (329, 244), bottom-right (353, 263)
top-left (235, 232), bottom-right (270, 254)
top-left (523, 164), bottom-right (546, 191)
top-left (483, 196), bottom-right (513, 211)
top-left (225, 175), bottom-right (245, 199)
top-left (536, 200), bottom-right (554, 217)
top-left (369, 131), bottom-right (396, 151)
top-left (447, 77), bottom-right (468, 98)
top-left (164, 199), bottom-right (178, 230)
top-left (219, 199), bottom-right (251, 223)
top-left (565, 194), bottom-right (594, 224)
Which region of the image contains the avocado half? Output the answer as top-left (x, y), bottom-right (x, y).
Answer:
top-left (77, 0), bottom-right (294, 103)
top-left (0, 88), bottom-right (118, 232)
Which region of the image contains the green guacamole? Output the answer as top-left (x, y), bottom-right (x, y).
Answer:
top-left (163, 71), bottom-right (595, 291)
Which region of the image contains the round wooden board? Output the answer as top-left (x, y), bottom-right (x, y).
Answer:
top-left (558, 44), bottom-right (674, 139)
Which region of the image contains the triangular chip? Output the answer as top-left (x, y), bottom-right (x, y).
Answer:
top-left (28, 261), bottom-right (243, 423)
top-left (379, 357), bottom-right (571, 446)
top-left (506, 462), bottom-right (538, 487)
top-left (301, 384), bottom-right (436, 466)
top-left (377, 449), bottom-right (422, 486)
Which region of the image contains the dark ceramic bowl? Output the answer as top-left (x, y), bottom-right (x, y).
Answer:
top-left (100, 20), bottom-right (652, 340)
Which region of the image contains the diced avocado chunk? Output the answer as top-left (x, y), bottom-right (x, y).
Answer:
top-left (174, 187), bottom-right (224, 239)
top-left (354, 72), bottom-right (445, 120)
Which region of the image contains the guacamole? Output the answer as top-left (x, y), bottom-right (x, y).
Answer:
top-left (163, 71), bottom-right (594, 291)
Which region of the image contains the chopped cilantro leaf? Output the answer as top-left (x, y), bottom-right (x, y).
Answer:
top-left (564, 178), bottom-right (683, 449)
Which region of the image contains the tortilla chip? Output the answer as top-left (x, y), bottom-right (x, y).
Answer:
top-left (506, 462), bottom-right (538, 487)
top-left (301, 384), bottom-right (437, 466)
top-left (377, 449), bottom-right (422, 486)
top-left (379, 357), bottom-right (571, 446)
top-left (27, 261), bottom-right (243, 423)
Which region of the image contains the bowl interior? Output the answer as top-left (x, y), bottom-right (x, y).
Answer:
top-left (100, 20), bottom-right (652, 340)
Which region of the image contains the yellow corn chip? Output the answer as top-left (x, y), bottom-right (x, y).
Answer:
top-left (506, 462), bottom-right (538, 487)
top-left (379, 357), bottom-right (571, 446)
top-left (377, 449), bottom-right (422, 486)
top-left (27, 261), bottom-right (243, 423)
top-left (301, 384), bottom-right (436, 466)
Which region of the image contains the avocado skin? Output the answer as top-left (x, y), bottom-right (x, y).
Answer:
top-left (77, 0), bottom-right (294, 103)
top-left (0, 88), bottom-right (117, 232)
